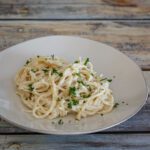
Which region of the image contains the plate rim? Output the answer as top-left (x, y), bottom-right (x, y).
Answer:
top-left (0, 35), bottom-right (148, 135)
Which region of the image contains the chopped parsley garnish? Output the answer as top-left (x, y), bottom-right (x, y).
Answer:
top-left (68, 99), bottom-right (79, 108)
top-left (31, 68), bottom-right (37, 73)
top-left (91, 73), bottom-right (94, 76)
top-left (77, 80), bottom-right (85, 86)
top-left (75, 73), bottom-right (81, 77)
top-left (28, 84), bottom-right (34, 91)
top-left (42, 68), bottom-right (49, 74)
top-left (72, 99), bottom-right (79, 105)
top-left (59, 72), bottom-right (63, 77)
top-left (84, 58), bottom-right (89, 65)
top-left (69, 87), bottom-right (76, 96)
top-left (82, 94), bottom-right (91, 98)
top-left (100, 78), bottom-right (112, 82)
top-left (58, 119), bottom-right (63, 125)
top-left (52, 68), bottom-right (58, 74)
top-left (107, 79), bottom-right (112, 82)
top-left (52, 68), bottom-right (63, 77)
top-left (68, 102), bottom-right (72, 109)
top-left (74, 60), bottom-right (79, 63)
top-left (26, 60), bottom-right (30, 65)
top-left (113, 103), bottom-right (119, 108)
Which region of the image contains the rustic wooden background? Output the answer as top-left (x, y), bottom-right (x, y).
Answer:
top-left (0, 0), bottom-right (150, 149)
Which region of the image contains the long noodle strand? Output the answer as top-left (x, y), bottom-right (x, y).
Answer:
top-left (15, 56), bottom-right (114, 120)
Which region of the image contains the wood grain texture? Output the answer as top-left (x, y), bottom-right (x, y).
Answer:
top-left (0, 71), bottom-right (149, 133)
top-left (0, 18), bottom-right (149, 136)
top-left (0, 21), bottom-right (149, 70)
top-left (0, 134), bottom-right (150, 150)
top-left (0, 0), bottom-right (150, 19)
top-left (0, 0), bottom-right (149, 147)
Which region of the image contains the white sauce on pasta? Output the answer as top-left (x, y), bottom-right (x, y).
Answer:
top-left (15, 56), bottom-right (114, 120)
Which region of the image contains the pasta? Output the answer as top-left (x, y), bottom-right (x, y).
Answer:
top-left (15, 55), bottom-right (114, 120)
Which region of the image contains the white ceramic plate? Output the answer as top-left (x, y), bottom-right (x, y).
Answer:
top-left (0, 36), bottom-right (148, 134)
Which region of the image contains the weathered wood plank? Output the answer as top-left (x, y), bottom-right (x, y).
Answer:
top-left (0, 71), bottom-right (149, 133)
top-left (0, 21), bottom-right (149, 69)
top-left (0, 134), bottom-right (150, 150)
top-left (0, 20), bottom-right (149, 133)
top-left (0, 0), bottom-right (150, 19)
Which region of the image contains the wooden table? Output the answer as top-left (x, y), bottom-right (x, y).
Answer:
top-left (0, 0), bottom-right (150, 149)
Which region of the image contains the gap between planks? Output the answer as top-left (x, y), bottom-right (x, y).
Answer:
top-left (0, 0), bottom-right (149, 20)
top-left (0, 18), bottom-right (150, 21)
top-left (0, 134), bottom-right (150, 150)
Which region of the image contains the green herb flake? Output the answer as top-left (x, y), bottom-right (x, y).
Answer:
top-left (74, 60), bottom-right (79, 63)
top-left (72, 99), bottom-right (79, 105)
top-left (68, 99), bottom-right (79, 108)
top-left (82, 94), bottom-right (91, 98)
top-left (77, 80), bottom-right (85, 86)
top-left (113, 103), bottom-right (119, 108)
top-left (26, 60), bottom-right (30, 65)
top-left (52, 68), bottom-right (63, 77)
top-left (59, 72), bottom-right (63, 77)
top-left (107, 79), bottom-right (112, 82)
top-left (69, 87), bottom-right (76, 96)
top-left (100, 78), bottom-right (112, 82)
top-left (42, 68), bottom-right (49, 74)
top-left (58, 119), bottom-right (63, 125)
top-left (100, 113), bottom-right (104, 116)
top-left (31, 68), bottom-right (37, 73)
top-left (37, 55), bottom-right (40, 58)
top-left (100, 78), bottom-right (107, 82)
top-left (75, 73), bottom-right (81, 77)
top-left (28, 84), bottom-right (34, 91)
top-left (84, 58), bottom-right (89, 65)
top-left (52, 68), bottom-right (57, 74)
top-left (68, 101), bottom-right (73, 109)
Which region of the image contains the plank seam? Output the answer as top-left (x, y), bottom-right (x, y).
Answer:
top-left (0, 131), bottom-right (150, 135)
top-left (0, 18), bottom-right (150, 21)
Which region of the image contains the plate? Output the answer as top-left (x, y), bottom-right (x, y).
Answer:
top-left (0, 36), bottom-right (148, 134)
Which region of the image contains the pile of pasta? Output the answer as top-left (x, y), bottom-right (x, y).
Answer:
top-left (15, 55), bottom-right (114, 120)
